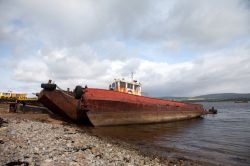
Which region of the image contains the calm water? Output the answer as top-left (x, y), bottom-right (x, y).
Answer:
top-left (88, 102), bottom-right (250, 166)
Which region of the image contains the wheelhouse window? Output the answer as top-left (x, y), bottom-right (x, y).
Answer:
top-left (112, 83), bottom-right (115, 88)
top-left (127, 83), bottom-right (133, 89)
top-left (3, 93), bottom-right (10, 96)
top-left (134, 85), bottom-right (140, 90)
top-left (120, 81), bottom-right (126, 88)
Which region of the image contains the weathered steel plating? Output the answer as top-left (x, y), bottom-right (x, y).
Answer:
top-left (38, 82), bottom-right (208, 126)
top-left (38, 90), bottom-right (90, 124)
top-left (80, 88), bottom-right (207, 126)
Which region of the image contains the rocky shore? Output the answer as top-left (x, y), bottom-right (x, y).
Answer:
top-left (0, 108), bottom-right (204, 166)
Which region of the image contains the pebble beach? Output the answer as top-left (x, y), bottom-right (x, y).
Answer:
top-left (0, 106), bottom-right (206, 166)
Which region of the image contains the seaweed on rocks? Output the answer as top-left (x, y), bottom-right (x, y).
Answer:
top-left (6, 160), bottom-right (29, 166)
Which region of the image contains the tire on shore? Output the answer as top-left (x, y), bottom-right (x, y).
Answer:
top-left (74, 85), bottom-right (83, 99)
top-left (41, 83), bottom-right (56, 91)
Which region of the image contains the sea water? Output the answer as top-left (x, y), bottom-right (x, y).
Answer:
top-left (89, 102), bottom-right (250, 166)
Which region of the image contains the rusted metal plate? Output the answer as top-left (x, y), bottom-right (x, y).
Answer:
top-left (39, 88), bottom-right (207, 126)
top-left (87, 110), bottom-right (203, 126)
top-left (38, 90), bottom-right (89, 123)
top-left (81, 88), bottom-right (207, 126)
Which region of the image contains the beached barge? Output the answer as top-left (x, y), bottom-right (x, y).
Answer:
top-left (38, 79), bottom-right (207, 126)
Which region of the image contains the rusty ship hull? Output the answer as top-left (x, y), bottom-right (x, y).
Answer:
top-left (38, 90), bottom-right (90, 123)
top-left (38, 87), bottom-right (207, 126)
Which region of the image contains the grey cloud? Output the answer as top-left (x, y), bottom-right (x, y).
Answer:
top-left (10, 44), bottom-right (250, 96)
top-left (1, 0), bottom-right (249, 49)
top-left (144, 45), bottom-right (250, 97)
top-left (0, 0), bottom-right (153, 46)
top-left (138, 0), bottom-right (250, 48)
top-left (1, 0), bottom-right (250, 96)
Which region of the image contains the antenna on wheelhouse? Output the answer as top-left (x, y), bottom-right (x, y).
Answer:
top-left (131, 72), bottom-right (134, 81)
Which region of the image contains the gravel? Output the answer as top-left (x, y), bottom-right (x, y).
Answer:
top-left (0, 116), bottom-right (165, 166)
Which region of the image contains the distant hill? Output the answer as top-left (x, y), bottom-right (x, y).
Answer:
top-left (160, 96), bottom-right (189, 101)
top-left (193, 93), bottom-right (250, 101)
top-left (161, 93), bottom-right (250, 102)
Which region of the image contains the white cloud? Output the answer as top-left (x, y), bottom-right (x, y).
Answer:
top-left (138, 0), bottom-right (250, 49)
top-left (0, 0), bottom-right (250, 96)
top-left (13, 59), bottom-right (48, 82)
top-left (10, 44), bottom-right (250, 96)
top-left (2, 0), bottom-right (248, 48)
top-left (0, 0), bottom-right (153, 47)
top-left (145, 45), bottom-right (250, 96)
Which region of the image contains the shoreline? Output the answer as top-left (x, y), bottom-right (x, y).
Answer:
top-left (0, 109), bottom-right (211, 166)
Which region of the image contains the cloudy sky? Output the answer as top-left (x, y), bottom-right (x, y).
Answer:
top-left (0, 0), bottom-right (249, 97)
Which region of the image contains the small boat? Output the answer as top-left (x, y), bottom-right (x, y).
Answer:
top-left (38, 79), bottom-right (208, 126)
top-left (208, 107), bottom-right (217, 114)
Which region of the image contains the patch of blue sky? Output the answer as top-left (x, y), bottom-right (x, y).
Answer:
top-left (20, 42), bottom-right (43, 59)
top-left (174, 48), bottom-right (199, 63)
top-left (225, 37), bottom-right (250, 49)
top-left (11, 19), bottom-right (25, 30)
top-left (0, 68), bottom-right (37, 93)
top-left (0, 70), bottom-right (15, 91)
top-left (0, 43), bottom-right (12, 59)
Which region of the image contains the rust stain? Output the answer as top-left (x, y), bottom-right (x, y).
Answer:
top-left (39, 86), bottom-right (207, 126)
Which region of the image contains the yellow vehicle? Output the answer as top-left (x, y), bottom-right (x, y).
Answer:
top-left (0, 92), bottom-right (12, 100)
top-left (0, 92), bottom-right (28, 100)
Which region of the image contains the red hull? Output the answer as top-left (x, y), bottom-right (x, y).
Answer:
top-left (81, 88), bottom-right (207, 126)
top-left (39, 87), bottom-right (207, 126)
top-left (38, 90), bottom-right (90, 123)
